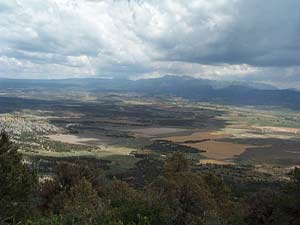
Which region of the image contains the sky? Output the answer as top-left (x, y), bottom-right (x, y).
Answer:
top-left (1, 0), bottom-right (300, 89)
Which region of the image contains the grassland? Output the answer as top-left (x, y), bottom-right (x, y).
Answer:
top-left (1, 90), bottom-right (300, 179)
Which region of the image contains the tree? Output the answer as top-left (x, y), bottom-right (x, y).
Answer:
top-left (55, 161), bottom-right (103, 191)
top-left (62, 178), bottom-right (104, 225)
top-left (106, 180), bottom-right (165, 225)
top-left (202, 173), bottom-right (233, 218)
top-left (38, 160), bottom-right (104, 214)
top-left (163, 152), bottom-right (190, 176)
top-left (290, 167), bottom-right (300, 185)
top-left (147, 153), bottom-right (232, 225)
top-left (0, 131), bottom-right (37, 222)
top-left (134, 157), bottom-right (163, 186)
top-left (244, 190), bottom-right (276, 225)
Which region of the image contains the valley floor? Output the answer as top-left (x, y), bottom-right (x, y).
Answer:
top-left (1, 91), bottom-right (300, 180)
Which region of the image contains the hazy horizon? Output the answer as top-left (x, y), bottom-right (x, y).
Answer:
top-left (1, 0), bottom-right (300, 89)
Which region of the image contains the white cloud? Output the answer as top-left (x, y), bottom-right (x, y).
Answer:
top-left (0, 0), bottom-right (300, 88)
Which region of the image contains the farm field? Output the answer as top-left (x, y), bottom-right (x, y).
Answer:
top-left (185, 141), bottom-right (255, 161)
top-left (1, 90), bottom-right (300, 179)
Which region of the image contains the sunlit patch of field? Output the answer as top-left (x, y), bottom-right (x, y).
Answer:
top-left (22, 143), bottom-right (139, 174)
top-left (123, 100), bottom-right (154, 105)
top-left (47, 134), bottom-right (105, 146)
top-left (185, 140), bottom-right (255, 160)
top-left (161, 131), bottom-right (253, 163)
top-left (219, 126), bottom-right (300, 140)
top-left (257, 126), bottom-right (300, 134)
top-left (199, 159), bottom-right (235, 165)
top-left (22, 144), bottom-right (134, 158)
top-left (214, 107), bottom-right (300, 140)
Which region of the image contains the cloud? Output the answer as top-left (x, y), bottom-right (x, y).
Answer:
top-left (0, 0), bottom-right (300, 88)
top-left (145, 0), bottom-right (300, 67)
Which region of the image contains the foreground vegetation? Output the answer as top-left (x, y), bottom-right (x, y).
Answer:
top-left (1, 132), bottom-right (300, 225)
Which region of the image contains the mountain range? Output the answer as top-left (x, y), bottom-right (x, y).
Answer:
top-left (1, 76), bottom-right (300, 109)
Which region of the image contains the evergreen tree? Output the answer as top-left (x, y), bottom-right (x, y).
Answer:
top-left (0, 131), bottom-right (37, 222)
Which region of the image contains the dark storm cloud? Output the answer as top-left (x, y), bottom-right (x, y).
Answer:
top-left (153, 0), bottom-right (300, 67)
top-left (0, 0), bottom-right (300, 88)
